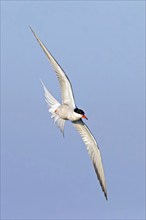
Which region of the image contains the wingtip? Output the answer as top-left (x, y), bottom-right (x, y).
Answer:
top-left (39, 78), bottom-right (43, 85)
top-left (105, 192), bottom-right (108, 201)
top-left (103, 187), bottom-right (108, 200)
top-left (39, 78), bottom-right (45, 88)
top-left (29, 26), bottom-right (38, 41)
top-left (29, 26), bottom-right (34, 34)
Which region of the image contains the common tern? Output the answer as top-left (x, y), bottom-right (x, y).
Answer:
top-left (30, 27), bottom-right (107, 200)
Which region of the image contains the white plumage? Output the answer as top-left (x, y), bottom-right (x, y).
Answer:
top-left (30, 27), bottom-right (108, 200)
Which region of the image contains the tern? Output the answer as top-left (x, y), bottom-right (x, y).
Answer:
top-left (30, 27), bottom-right (107, 200)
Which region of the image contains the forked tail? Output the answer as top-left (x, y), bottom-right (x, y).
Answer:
top-left (40, 80), bottom-right (66, 135)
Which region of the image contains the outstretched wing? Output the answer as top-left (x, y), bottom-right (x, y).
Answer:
top-left (30, 27), bottom-right (76, 108)
top-left (72, 119), bottom-right (107, 200)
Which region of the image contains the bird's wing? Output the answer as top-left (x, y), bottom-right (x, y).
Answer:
top-left (30, 27), bottom-right (76, 108)
top-left (72, 119), bottom-right (107, 200)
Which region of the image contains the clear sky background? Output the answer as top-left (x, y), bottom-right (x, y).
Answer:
top-left (1, 1), bottom-right (145, 220)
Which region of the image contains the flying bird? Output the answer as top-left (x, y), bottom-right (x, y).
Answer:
top-left (30, 27), bottom-right (107, 200)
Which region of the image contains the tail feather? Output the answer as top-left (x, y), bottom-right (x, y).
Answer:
top-left (41, 80), bottom-right (65, 135)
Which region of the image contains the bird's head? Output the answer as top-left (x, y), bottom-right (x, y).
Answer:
top-left (74, 108), bottom-right (88, 120)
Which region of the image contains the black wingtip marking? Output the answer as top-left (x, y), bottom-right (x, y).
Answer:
top-left (105, 192), bottom-right (108, 201)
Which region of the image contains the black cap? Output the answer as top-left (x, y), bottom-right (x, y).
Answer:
top-left (74, 108), bottom-right (85, 115)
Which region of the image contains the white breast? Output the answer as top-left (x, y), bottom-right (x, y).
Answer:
top-left (56, 105), bottom-right (81, 121)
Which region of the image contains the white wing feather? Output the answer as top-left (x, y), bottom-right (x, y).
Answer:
top-left (73, 119), bottom-right (107, 200)
top-left (30, 27), bottom-right (76, 108)
top-left (41, 80), bottom-right (65, 135)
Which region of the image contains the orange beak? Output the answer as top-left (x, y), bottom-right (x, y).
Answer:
top-left (82, 115), bottom-right (88, 120)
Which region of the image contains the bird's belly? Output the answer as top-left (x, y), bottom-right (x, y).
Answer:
top-left (57, 105), bottom-right (80, 121)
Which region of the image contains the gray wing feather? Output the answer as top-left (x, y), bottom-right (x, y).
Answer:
top-left (30, 27), bottom-right (76, 108)
top-left (72, 119), bottom-right (107, 200)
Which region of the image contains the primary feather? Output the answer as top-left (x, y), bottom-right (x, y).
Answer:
top-left (73, 119), bottom-right (107, 200)
top-left (30, 27), bottom-right (76, 108)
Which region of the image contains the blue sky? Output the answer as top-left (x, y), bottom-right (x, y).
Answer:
top-left (1, 1), bottom-right (145, 219)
